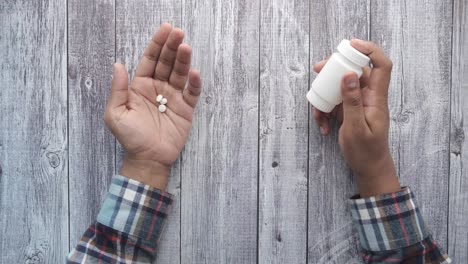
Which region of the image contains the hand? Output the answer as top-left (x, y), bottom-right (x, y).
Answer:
top-left (104, 23), bottom-right (202, 189)
top-left (312, 39), bottom-right (400, 197)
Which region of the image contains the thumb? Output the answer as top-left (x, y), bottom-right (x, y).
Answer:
top-left (341, 72), bottom-right (365, 126)
top-left (108, 63), bottom-right (129, 108)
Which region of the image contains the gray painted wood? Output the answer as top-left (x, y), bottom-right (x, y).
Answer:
top-left (371, 0), bottom-right (452, 248)
top-left (115, 1), bottom-right (182, 262)
top-left (449, 0), bottom-right (468, 261)
top-left (308, 1), bottom-right (369, 263)
top-left (180, 0), bottom-right (259, 263)
top-left (0, 0), bottom-right (68, 263)
top-left (258, 0), bottom-right (308, 263)
top-left (68, 0), bottom-right (116, 248)
top-left (1, 0), bottom-right (465, 262)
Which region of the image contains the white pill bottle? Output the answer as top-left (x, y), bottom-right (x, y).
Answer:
top-left (307, 39), bottom-right (370, 113)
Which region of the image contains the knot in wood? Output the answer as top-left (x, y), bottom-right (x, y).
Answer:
top-left (84, 77), bottom-right (93, 89)
top-left (288, 63), bottom-right (304, 76)
top-left (205, 95), bottom-right (212, 104)
top-left (46, 152), bottom-right (60, 168)
top-left (451, 126), bottom-right (465, 155)
top-left (276, 233), bottom-right (282, 242)
top-left (24, 241), bottom-right (48, 264)
top-left (394, 111), bottom-right (413, 123)
top-left (260, 127), bottom-right (273, 139)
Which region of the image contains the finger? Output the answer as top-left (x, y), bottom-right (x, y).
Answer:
top-left (135, 23), bottom-right (172, 78)
top-left (154, 28), bottom-right (185, 81)
top-left (359, 66), bottom-right (371, 88)
top-left (350, 39), bottom-right (392, 97)
top-left (312, 108), bottom-right (331, 135)
top-left (313, 59), bottom-right (328, 73)
top-left (107, 63), bottom-right (129, 109)
top-left (341, 72), bottom-right (366, 128)
top-left (350, 39), bottom-right (393, 70)
top-left (335, 104), bottom-right (344, 125)
top-left (183, 69), bottom-right (202, 107)
top-left (169, 44), bottom-right (192, 90)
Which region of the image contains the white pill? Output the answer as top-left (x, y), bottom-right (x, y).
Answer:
top-left (158, 104), bottom-right (167, 113)
top-left (161, 98), bottom-right (168, 105)
top-left (156, 94), bottom-right (163, 102)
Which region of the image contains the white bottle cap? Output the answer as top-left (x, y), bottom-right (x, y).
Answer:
top-left (307, 88), bottom-right (335, 113)
top-left (337, 39), bottom-right (370, 67)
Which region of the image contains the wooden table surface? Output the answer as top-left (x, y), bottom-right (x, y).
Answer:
top-left (1, 0), bottom-right (467, 263)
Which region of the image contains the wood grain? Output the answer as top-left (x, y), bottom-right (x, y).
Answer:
top-left (0, 0), bottom-right (68, 262)
top-left (449, 0), bottom-right (468, 261)
top-left (308, 1), bottom-right (369, 262)
top-left (371, 0), bottom-right (452, 248)
top-left (258, 0), bottom-right (309, 263)
top-left (180, 0), bottom-right (260, 263)
top-left (1, 0), bottom-right (466, 261)
top-left (115, 1), bottom-right (182, 262)
top-left (68, 0), bottom-right (116, 248)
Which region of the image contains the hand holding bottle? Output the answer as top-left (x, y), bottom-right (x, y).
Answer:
top-left (312, 39), bottom-right (400, 197)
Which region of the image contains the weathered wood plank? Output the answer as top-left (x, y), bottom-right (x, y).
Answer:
top-left (115, 1), bottom-right (181, 262)
top-left (2, 0), bottom-right (466, 261)
top-left (180, 1), bottom-right (259, 263)
top-left (449, 0), bottom-right (468, 261)
top-left (68, 0), bottom-right (116, 248)
top-left (0, 0), bottom-right (68, 262)
top-left (258, 0), bottom-right (308, 263)
top-left (371, 0), bottom-right (452, 249)
top-left (308, 1), bottom-right (369, 262)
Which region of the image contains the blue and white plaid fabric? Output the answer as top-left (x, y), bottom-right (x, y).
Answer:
top-left (97, 174), bottom-right (173, 245)
top-left (350, 187), bottom-right (451, 263)
top-left (68, 175), bottom-right (450, 263)
top-left (67, 174), bottom-right (173, 263)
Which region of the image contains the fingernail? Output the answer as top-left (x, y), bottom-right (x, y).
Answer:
top-left (345, 75), bottom-right (357, 89)
top-left (320, 126), bottom-right (327, 135)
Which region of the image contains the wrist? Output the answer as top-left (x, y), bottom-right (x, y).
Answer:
top-left (354, 155), bottom-right (400, 197)
top-left (119, 156), bottom-right (171, 190)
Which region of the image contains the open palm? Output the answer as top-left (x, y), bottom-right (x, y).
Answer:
top-left (104, 23), bottom-right (202, 169)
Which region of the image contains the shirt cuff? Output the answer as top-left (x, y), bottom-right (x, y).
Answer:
top-left (349, 187), bottom-right (429, 252)
top-left (97, 174), bottom-right (174, 247)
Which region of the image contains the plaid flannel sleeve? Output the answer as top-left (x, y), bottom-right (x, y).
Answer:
top-left (349, 187), bottom-right (451, 264)
top-left (66, 174), bottom-right (173, 264)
